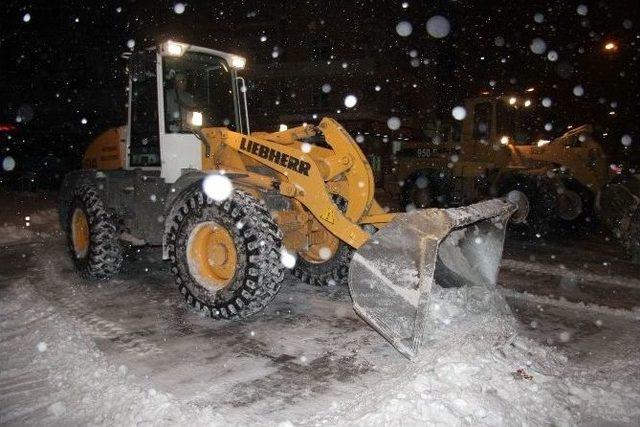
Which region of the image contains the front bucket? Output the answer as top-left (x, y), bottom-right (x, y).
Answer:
top-left (348, 198), bottom-right (519, 360)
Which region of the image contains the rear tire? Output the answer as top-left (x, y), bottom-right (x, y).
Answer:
top-left (66, 184), bottom-right (123, 280)
top-left (293, 243), bottom-right (353, 286)
top-left (166, 186), bottom-right (285, 319)
top-left (292, 194), bottom-right (353, 286)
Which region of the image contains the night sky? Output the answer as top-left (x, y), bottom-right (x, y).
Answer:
top-left (1, 0), bottom-right (639, 180)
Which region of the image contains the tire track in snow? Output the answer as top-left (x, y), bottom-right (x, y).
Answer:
top-left (28, 254), bottom-right (164, 357)
top-left (500, 288), bottom-right (640, 321)
top-left (502, 258), bottom-right (640, 290)
top-left (42, 290), bottom-right (164, 357)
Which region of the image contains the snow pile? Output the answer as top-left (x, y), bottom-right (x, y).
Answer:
top-left (29, 208), bottom-right (58, 225)
top-left (305, 284), bottom-right (640, 425)
top-left (0, 208), bottom-right (57, 244)
top-left (0, 224), bottom-right (37, 244)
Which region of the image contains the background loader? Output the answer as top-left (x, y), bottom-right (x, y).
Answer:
top-left (59, 41), bottom-right (527, 359)
top-left (379, 95), bottom-right (611, 237)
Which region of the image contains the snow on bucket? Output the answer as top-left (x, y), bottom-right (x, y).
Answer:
top-left (348, 196), bottom-right (524, 360)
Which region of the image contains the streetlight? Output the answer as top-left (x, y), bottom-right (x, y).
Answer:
top-left (604, 41), bottom-right (618, 52)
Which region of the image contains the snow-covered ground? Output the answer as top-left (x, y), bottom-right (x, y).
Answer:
top-left (1, 198), bottom-right (640, 426)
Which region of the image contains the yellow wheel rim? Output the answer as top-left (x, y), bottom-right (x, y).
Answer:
top-left (187, 222), bottom-right (238, 290)
top-left (299, 234), bottom-right (340, 264)
top-left (71, 208), bottom-right (90, 258)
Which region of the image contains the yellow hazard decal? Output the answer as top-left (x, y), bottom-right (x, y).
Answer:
top-left (320, 208), bottom-right (336, 224)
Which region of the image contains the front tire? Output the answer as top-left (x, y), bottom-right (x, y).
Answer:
top-left (498, 175), bottom-right (556, 238)
top-left (66, 184), bottom-right (123, 280)
top-left (166, 187), bottom-right (285, 319)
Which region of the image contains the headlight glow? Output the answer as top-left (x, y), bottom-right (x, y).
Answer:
top-left (164, 41), bottom-right (185, 56)
top-left (190, 111), bottom-right (203, 127)
top-left (230, 56), bottom-right (246, 69)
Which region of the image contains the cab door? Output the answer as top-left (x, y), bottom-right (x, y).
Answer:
top-left (127, 52), bottom-right (160, 169)
top-left (157, 52), bottom-right (241, 183)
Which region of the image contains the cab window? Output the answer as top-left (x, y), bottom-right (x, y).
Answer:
top-left (473, 102), bottom-right (492, 140)
top-left (163, 52), bottom-right (237, 133)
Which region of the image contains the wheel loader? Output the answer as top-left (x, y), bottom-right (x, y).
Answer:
top-left (59, 41), bottom-right (527, 360)
top-left (386, 95), bottom-right (609, 236)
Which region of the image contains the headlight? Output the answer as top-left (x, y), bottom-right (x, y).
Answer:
top-left (190, 111), bottom-right (203, 127)
top-left (230, 56), bottom-right (246, 69)
top-left (536, 139), bottom-right (550, 147)
top-left (162, 40), bottom-right (186, 56)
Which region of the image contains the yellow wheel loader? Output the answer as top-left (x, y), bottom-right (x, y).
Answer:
top-left (388, 95), bottom-right (609, 236)
top-left (59, 41), bottom-right (527, 359)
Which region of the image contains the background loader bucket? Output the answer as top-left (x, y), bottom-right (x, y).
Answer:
top-left (349, 198), bottom-right (519, 360)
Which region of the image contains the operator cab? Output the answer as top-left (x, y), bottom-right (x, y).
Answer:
top-left (126, 41), bottom-right (249, 182)
top-left (461, 95), bottom-right (547, 147)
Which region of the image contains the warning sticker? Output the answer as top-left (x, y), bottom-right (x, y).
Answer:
top-left (320, 208), bottom-right (336, 224)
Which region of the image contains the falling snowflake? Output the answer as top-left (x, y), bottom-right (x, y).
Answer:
top-left (576, 4), bottom-right (588, 16)
top-left (301, 142), bottom-right (312, 153)
top-left (426, 15), bottom-right (450, 38)
top-left (621, 135), bottom-right (632, 147)
top-left (37, 342), bottom-right (47, 352)
top-left (173, 2), bottom-right (186, 14)
top-left (530, 38), bottom-right (547, 55)
top-left (23, 13), bottom-right (31, 23)
top-left (387, 116), bottom-right (401, 130)
top-left (126, 39), bottom-right (135, 49)
top-left (280, 248), bottom-right (297, 269)
top-left (573, 85), bottom-right (584, 97)
top-left (542, 97), bottom-right (552, 107)
top-left (2, 156), bottom-right (16, 171)
top-left (451, 106), bottom-right (467, 121)
top-left (322, 83), bottom-right (332, 93)
top-left (547, 50), bottom-right (559, 61)
top-left (318, 247), bottom-right (333, 260)
top-left (396, 21), bottom-right (413, 37)
top-left (202, 174), bottom-right (233, 201)
top-left (344, 94), bottom-right (357, 108)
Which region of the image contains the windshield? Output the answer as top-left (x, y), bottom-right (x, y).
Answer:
top-left (497, 100), bottom-right (546, 145)
top-left (162, 51), bottom-right (237, 133)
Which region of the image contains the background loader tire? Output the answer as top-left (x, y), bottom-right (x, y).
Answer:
top-left (166, 186), bottom-right (285, 320)
top-left (498, 175), bottom-right (556, 239)
top-left (66, 184), bottom-right (123, 280)
top-left (293, 243), bottom-right (353, 287)
top-left (553, 179), bottom-right (596, 235)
